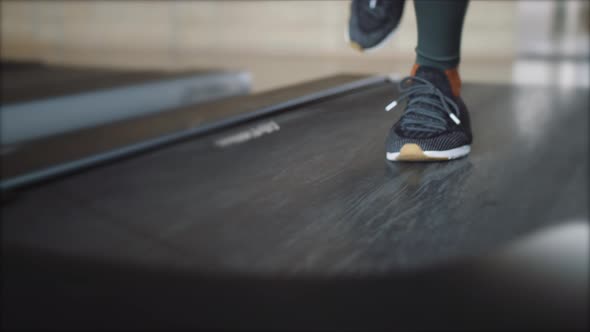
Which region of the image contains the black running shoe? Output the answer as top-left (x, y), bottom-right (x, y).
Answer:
top-left (385, 66), bottom-right (473, 161)
top-left (348, 0), bottom-right (405, 52)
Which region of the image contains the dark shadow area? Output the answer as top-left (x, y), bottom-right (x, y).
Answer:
top-left (2, 245), bottom-right (586, 331)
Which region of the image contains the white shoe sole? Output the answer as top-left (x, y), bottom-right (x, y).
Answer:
top-left (386, 144), bottom-right (471, 162)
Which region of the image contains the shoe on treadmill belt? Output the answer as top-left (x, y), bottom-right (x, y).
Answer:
top-left (348, 0), bottom-right (405, 52)
top-left (385, 65), bottom-right (473, 162)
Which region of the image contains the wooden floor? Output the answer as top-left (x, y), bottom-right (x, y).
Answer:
top-left (37, 50), bottom-right (517, 93)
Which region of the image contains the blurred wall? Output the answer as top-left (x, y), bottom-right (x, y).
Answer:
top-left (1, 1), bottom-right (517, 91)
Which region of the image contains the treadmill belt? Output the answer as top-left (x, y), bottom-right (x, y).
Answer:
top-left (2, 79), bottom-right (587, 273)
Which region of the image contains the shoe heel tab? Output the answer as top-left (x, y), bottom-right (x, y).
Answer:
top-left (444, 68), bottom-right (462, 97)
top-left (411, 64), bottom-right (420, 76)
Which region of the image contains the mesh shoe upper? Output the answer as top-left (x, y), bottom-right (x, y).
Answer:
top-left (386, 66), bottom-right (473, 153)
top-left (353, 0), bottom-right (402, 32)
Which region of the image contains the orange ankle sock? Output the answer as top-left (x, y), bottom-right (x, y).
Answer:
top-left (411, 64), bottom-right (461, 97)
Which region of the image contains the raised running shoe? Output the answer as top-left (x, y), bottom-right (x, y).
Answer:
top-left (348, 0), bottom-right (406, 52)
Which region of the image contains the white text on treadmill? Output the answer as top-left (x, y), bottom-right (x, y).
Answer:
top-left (214, 121), bottom-right (280, 148)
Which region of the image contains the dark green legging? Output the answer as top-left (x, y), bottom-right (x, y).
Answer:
top-left (414, 0), bottom-right (469, 70)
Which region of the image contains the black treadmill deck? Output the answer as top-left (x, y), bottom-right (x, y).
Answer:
top-left (2, 78), bottom-right (587, 273)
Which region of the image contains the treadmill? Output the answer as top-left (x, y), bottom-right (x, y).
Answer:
top-left (1, 74), bottom-right (588, 330)
top-left (1, 61), bottom-right (251, 145)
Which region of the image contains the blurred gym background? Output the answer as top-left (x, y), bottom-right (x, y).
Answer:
top-left (1, 0), bottom-right (589, 92)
